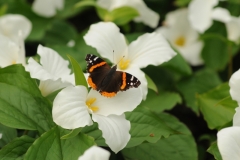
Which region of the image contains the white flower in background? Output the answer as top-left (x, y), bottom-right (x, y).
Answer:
top-left (32, 0), bottom-right (64, 18)
top-left (84, 22), bottom-right (176, 99)
top-left (27, 45), bottom-right (74, 96)
top-left (96, 0), bottom-right (159, 28)
top-left (188, 0), bottom-right (219, 33)
top-left (0, 34), bottom-right (23, 68)
top-left (189, 0), bottom-right (240, 43)
top-left (0, 14), bottom-right (32, 66)
top-left (0, 14), bottom-right (32, 41)
top-left (78, 146), bottom-right (110, 160)
top-left (0, 133), bottom-right (2, 139)
top-left (217, 69), bottom-right (240, 160)
top-left (212, 8), bottom-right (240, 43)
top-left (53, 85), bottom-right (142, 153)
top-left (156, 8), bottom-right (204, 66)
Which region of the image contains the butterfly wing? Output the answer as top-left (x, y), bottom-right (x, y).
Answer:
top-left (85, 54), bottom-right (111, 91)
top-left (118, 72), bottom-right (141, 91)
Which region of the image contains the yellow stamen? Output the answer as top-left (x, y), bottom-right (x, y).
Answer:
top-left (119, 58), bottom-right (130, 70)
top-left (175, 36), bottom-right (186, 47)
top-left (12, 60), bottom-right (16, 64)
top-left (90, 106), bottom-right (99, 112)
top-left (86, 98), bottom-right (99, 112)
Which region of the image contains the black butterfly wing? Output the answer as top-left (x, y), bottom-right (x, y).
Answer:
top-left (118, 72), bottom-right (141, 91)
top-left (85, 54), bottom-right (111, 91)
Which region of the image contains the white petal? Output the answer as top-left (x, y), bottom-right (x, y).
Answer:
top-left (188, 0), bottom-right (218, 33)
top-left (0, 14), bottom-right (31, 40)
top-left (225, 18), bottom-right (240, 43)
top-left (212, 7), bottom-right (232, 23)
top-left (32, 0), bottom-right (64, 17)
top-left (78, 146), bottom-right (110, 160)
top-left (128, 32), bottom-right (176, 68)
top-left (0, 35), bottom-right (19, 67)
top-left (27, 57), bottom-right (53, 80)
top-left (0, 133), bottom-right (2, 139)
top-left (217, 126), bottom-right (240, 160)
top-left (131, 0), bottom-right (160, 28)
top-left (39, 79), bottom-right (72, 97)
top-left (27, 45), bottom-right (71, 81)
top-left (38, 45), bottom-right (71, 78)
top-left (92, 114), bottom-right (130, 153)
top-left (84, 22), bottom-right (128, 63)
top-left (233, 106), bottom-right (240, 127)
top-left (52, 86), bottom-right (93, 129)
top-left (87, 87), bottom-right (142, 116)
top-left (123, 66), bottom-right (148, 100)
top-left (177, 40), bottom-right (204, 66)
top-left (229, 69), bottom-right (240, 103)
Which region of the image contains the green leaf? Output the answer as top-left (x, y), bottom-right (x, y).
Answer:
top-left (24, 127), bottom-right (62, 160)
top-left (82, 107), bottom-right (176, 148)
top-left (0, 4), bottom-right (7, 16)
top-left (201, 21), bottom-right (229, 70)
top-left (57, 0), bottom-right (89, 18)
top-left (0, 65), bottom-right (55, 133)
top-left (197, 83), bottom-right (237, 129)
top-left (67, 55), bottom-right (88, 87)
top-left (125, 107), bottom-right (177, 148)
top-left (0, 124), bottom-right (17, 148)
top-left (110, 6), bottom-right (139, 25)
top-left (207, 142), bottom-right (223, 160)
top-left (145, 74), bottom-right (158, 93)
top-left (161, 51), bottom-right (192, 77)
top-left (25, 127), bottom-right (95, 160)
top-left (42, 19), bottom-right (77, 45)
top-left (61, 127), bottom-right (82, 139)
top-left (0, 136), bottom-right (34, 160)
top-left (174, 0), bottom-right (191, 7)
top-left (140, 90), bottom-right (182, 113)
top-left (176, 68), bottom-right (222, 115)
top-left (122, 113), bottom-right (198, 160)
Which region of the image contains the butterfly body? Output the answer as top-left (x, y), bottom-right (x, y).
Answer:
top-left (85, 54), bottom-right (141, 97)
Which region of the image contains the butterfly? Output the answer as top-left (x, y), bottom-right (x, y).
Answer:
top-left (85, 54), bottom-right (141, 97)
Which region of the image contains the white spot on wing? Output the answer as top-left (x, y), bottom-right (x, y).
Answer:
top-left (94, 57), bottom-right (98, 61)
top-left (131, 76), bottom-right (134, 81)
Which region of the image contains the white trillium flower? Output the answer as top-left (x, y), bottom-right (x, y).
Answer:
top-left (188, 0), bottom-right (219, 33)
top-left (53, 85), bottom-right (142, 153)
top-left (78, 146), bottom-right (110, 160)
top-left (27, 45), bottom-right (74, 96)
top-left (0, 14), bottom-right (32, 66)
top-left (84, 22), bottom-right (176, 99)
top-left (0, 34), bottom-right (23, 68)
top-left (32, 0), bottom-right (64, 18)
top-left (0, 14), bottom-right (32, 41)
top-left (217, 69), bottom-right (240, 159)
top-left (189, 0), bottom-right (240, 43)
top-left (96, 0), bottom-right (159, 28)
top-left (156, 8), bottom-right (204, 66)
top-left (229, 69), bottom-right (240, 104)
top-left (217, 126), bottom-right (240, 160)
top-left (212, 8), bottom-right (240, 43)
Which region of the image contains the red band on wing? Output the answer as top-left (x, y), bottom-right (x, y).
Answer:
top-left (88, 77), bottom-right (97, 89)
top-left (100, 91), bottom-right (116, 97)
top-left (89, 62), bottom-right (106, 72)
top-left (120, 72), bottom-right (127, 90)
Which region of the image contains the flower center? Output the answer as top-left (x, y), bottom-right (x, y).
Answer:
top-left (86, 98), bottom-right (99, 113)
top-left (12, 60), bottom-right (16, 64)
top-left (118, 58), bottom-right (130, 70)
top-left (175, 36), bottom-right (186, 47)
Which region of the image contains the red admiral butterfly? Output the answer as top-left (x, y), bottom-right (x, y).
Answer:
top-left (85, 54), bottom-right (141, 97)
